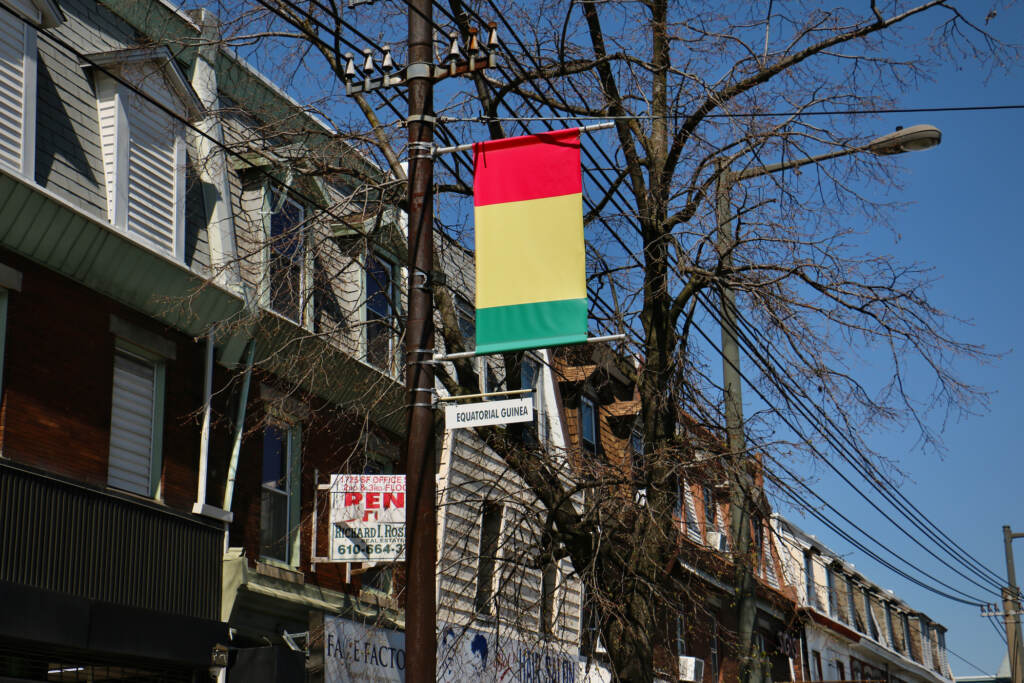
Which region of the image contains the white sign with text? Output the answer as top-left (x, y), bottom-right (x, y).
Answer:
top-left (445, 397), bottom-right (534, 429)
top-left (328, 474), bottom-right (406, 562)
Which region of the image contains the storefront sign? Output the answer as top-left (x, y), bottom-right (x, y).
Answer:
top-left (328, 474), bottom-right (406, 562)
top-left (437, 624), bottom-right (578, 682)
top-left (324, 616), bottom-right (405, 683)
top-left (445, 398), bottom-right (534, 429)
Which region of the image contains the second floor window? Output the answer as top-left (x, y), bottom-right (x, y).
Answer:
top-left (268, 190), bottom-right (306, 324)
top-left (365, 252), bottom-right (396, 370)
top-left (474, 502), bottom-right (503, 615)
top-left (580, 396), bottom-right (596, 451)
top-left (260, 422), bottom-right (300, 565)
top-left (702, 485), bottom-right (716, 529)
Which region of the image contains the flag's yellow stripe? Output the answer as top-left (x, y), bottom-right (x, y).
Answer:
top-left (475, 192), bottom-right (585, 310)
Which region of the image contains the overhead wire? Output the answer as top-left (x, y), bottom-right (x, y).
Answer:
top-left (427, 0), bottom-right (1008, 604)
top-left (24, 0), bottom-right (1005, 615)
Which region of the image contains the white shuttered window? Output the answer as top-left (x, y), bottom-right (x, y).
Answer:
top-left (91, 53), bottom-right (191, 262)
top-left (108, 350), bottom-right (163, 496)
top-left (0, 4), bottom-right (36, 177)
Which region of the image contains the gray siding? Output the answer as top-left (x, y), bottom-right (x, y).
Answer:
top-left (35, 0), bottom-right (135, 217)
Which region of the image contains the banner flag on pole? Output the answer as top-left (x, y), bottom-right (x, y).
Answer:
top-left (473, 128), bottom-right (587, 354)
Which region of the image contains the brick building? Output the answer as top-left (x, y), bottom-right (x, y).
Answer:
top-left (0, 0), bottom-right (409, 680)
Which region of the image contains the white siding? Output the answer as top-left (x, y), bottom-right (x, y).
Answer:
top-left (108, 351), bottom-right (156, 496)
top-left (0, 11), bottom-right (25, 172)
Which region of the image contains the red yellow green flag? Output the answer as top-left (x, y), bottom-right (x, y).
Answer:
top-left (473, 128), bottom-right (587, 354)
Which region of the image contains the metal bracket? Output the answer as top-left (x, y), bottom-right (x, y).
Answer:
top-left (406, 114), bottom-right (436, 124)
top-left (408, 141), bottom-right (435, 160)
top-left (410, 267), bottom-right (432, 291)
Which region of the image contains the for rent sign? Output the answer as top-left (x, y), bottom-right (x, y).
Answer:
top-left (328, 474), bottom-right (406, 562)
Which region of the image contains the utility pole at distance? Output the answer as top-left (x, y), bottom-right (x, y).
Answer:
top-left (1003, 526), bottom-right (1024, 683)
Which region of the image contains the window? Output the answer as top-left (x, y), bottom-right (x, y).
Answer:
top-left (630, 429), bottom-right (644, 480)
top-left (107, 348), bottom-right (165, 497)
top-left (268, 189), bottom-right (306, 323)
top-left (847, 577), bottom-right (858, 629)
top-left (540, 560), bottom-right (557, 637)
top-left (752, 516), bottom-right (764, 566)
top-left (521, 358), bottom-right (543, 445)
top-left (804, 554), bottom-right (816, 607)
top-left (579, 584), bottom-right (602, 656)
top-left (884, 602), bottom-right (895, 647)
top-left (365, 251), bottom-right (396, 370)
top-left (825, 566), bottom-right (837, 618)
top-left (0, 0), bottom-right (52, 177)
top-left (702, 485), bottom-right (716, 529)
top-left (920, 617), bottom-right (932, 668)
top-left (811, 651), bottom-right (823, 681)
top-left (836, 661), bottom-right (845, 682)
top-left (455, 293), bottom-right (475, 345)
top-left (864, 588), bottom-right (879, 640)
top-left (675, 612), bottom-right (686, 656)
top-left (474, 502), bottom-right (502, 615)
top-left (260, 422), bottom-right (301, 564)
top-left (0, 264), bottom-right (21, 400)
top-left (901, 612), bottom-right (913, 657)
top-left (89, 49), bottom-right (199, 262)
top-left (580, 396), bottom-right (596, 451)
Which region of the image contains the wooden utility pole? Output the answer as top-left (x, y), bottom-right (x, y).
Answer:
top-left (404, 0), bottom-right (436, 677)
top-left (1003, 526), bottom-right (1024, 683)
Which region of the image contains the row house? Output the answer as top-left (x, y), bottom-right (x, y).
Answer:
top-left (432, 233), bottom-right (586, 680)
top-left (0, 0), bottom-right (411, 680)
top-left (772, 516), bottom-right (954, 683)
top-left (554, 346), bottom-right (802, 683)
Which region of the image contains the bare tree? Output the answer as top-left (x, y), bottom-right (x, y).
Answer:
top-left (178, 1), bottom-right (1016, 680)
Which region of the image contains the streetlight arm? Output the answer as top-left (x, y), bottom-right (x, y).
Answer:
top-left (729, 124), bottom-right (941, 182)
top-left (730, 144), bottom-right (870, 182)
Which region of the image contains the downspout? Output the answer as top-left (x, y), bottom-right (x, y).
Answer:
top-left (192, 330), bottom-right (220, 517)
top-left (222, 339), bottom-right (256, 513)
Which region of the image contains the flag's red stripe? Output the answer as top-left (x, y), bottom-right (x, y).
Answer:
top-left (473, 128), bottom-right (581, 206)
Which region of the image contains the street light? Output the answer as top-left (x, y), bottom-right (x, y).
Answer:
top-left (716, 122), bottom-right (942, 468)
top-left (716, 124), bottom-right (942, 683)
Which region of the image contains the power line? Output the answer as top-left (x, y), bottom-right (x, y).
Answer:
top-left (434, 103), bottom-right (1024, 123)
top-left (424, 0), bottom-right (1008, 604)
top-left (948, 647), bottom-right (997, 677)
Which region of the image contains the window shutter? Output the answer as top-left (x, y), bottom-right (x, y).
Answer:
top-left (126, 91), bottom-right (179, 255)
top-left (108, 351), bottom-right (156, 496)
top-left (0, 12), bottom-right (25, 172)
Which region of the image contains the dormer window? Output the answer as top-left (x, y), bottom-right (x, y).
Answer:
top-left (0, 0), bottom-right (62, 177)
top-left (268, 188), bottom-right (307, 323)
top-left (84, 48), bottom-right (202, 262)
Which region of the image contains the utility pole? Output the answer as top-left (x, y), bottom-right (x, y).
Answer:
top-left (1003, 526), bottom-right (1024, 683)
top-left (404, 0), bottom-right (436, 678)
top-left (715, 163), bottom-right (758, 683)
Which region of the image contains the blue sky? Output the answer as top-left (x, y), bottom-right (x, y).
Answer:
top-left (220, 0), bottom-right (1021, 674)
top-left (772, 5), bottom-right (1024, 677)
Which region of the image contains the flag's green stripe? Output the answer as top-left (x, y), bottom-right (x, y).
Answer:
top-left (476, 298), bottom-right (588, 354)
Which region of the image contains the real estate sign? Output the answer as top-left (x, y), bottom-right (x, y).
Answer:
top-left (328, 474), bottom-right (406, 562)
